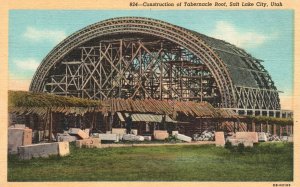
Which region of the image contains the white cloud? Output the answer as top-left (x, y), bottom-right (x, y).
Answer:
top-left (14, 58), bottom-right (40, 71)
top-left (23, 27), bottom-right (66, 43)
top-left (211, 21), bottom-right (277, 48)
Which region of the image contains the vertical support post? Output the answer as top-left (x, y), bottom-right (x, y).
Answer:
top-left (43, 110), bottom-right (48, 141)
top-left (104, 114), bottom-right (108, 132)
top-left (252, 120), bottom-right (255, 132)
top-left (119, 39), bottom-right (123, 98)
top-left (273, 124), bottom-right (277, 136)
top-left (279, 126), bottom-right (282, 137)
top-left (160, 60), bottom-right (163, 100)
top-left (81, 48), bottom-right (84, 98)
top-left (49, 108), bottom-right (53, 142)
top-left (110, 44), bottom-right (113, 91)
top-left (200, 73), bottom-right (203, 102)
top-left (65, 63), bottom-right (68, 96)
top-left (260, 123), bottom-right (263, 132)
top-left (233, 121), bottom-right (236, 133)
top-left (99, 42), bottom-right (102, 100)
top-left (169, 63), bottom-right (172, 99)
top-left (100, 63), bottom-right (103, 100)
top-left (180, 61), bottom-right (183, 99)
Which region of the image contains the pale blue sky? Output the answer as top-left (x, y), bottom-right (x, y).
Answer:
top-left (9, 10), bottom-right (293, 98)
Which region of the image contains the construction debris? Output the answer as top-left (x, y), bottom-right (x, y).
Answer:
top-left (18, 142), bottom-right (70, 160)
top-left (227, 138), bottom-right (253, 147)
top-left (225, 132), bottom-right (255, 147)
top-left (68, 128), bottom-right (89, 139)
top-left (267, 134), bottom-right (281, 141)
top-left (8, 127), bottom-right (32, 154)
top-left (122, 134), bottom-right (145, 141)
top-left (193, 130), bottom-right (215, 141)
top-left (83, 129), bottom-right (90, 136)
top-left (236, 132), bottom-right (258, 143)
top-left (57, 142), bottom-right (70, 156)
top-left (131, 129), bottom-right (138, 135)
top-left (112, 128), bottom-right (127, 140)
top-left (111, 128), bottom-right (126, 135)
top-left (215, 132), bottom-right (225, 147)
top-left (258, 132), bottom-right (267, 142)
top-left (57, 133), bottom-right (78, 142)
top-left (9, 124), bottom-right (26, 129)
top-left (75, 138), bottom-right (101, 148)
top-left (96, 133), bottom-right (119, 142)
top-left (143, 136), bottom-right (152, 141)
top-left (175, 134), bottom-right (192, 143)
top-left (266, 133), bottom-right (292, 142)
top-left (153, 130), bottom-right (169, 140)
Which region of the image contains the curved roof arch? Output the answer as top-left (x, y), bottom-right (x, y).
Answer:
top-left (30, 17), bottom-right (279, 109)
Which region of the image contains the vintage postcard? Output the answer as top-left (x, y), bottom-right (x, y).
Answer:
top-left (0, 0), bottom-right (299, 187)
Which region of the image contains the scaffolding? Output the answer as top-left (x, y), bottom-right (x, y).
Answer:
top-left (30, 17), bottom-right (283, 116)
top-left (44, 38), bottom-right (220, 105)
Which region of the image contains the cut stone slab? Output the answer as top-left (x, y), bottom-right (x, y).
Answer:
top-left (143, 136), bottom-right (152, 141)
top-left (75, 138), bottom-right (101, 148)
top-left (258, 132), bottom-right (268, 142)
top-left (112, 128), bottom-right (127, 140)
top-left (227, 138), bottom-right (238, 146)
top-left (8, 129), bottom-right (23, 154)
top-left (154, 130), bottom-right (167, 134)
top-left (57, 133), bottom-right (78, 142)
top-left (84, 129), bottom-right (90, 136)
top-left (131, 129), bottom-right (138, 135)
top-left (18, 142), bottom-right (69, 160)
top-left (112, 128), bottom-right (127, 135)
top-left (228, 138), bottom-right (253, 147)
top-left (215, 132), bottom-right (225, 147)
top-left (176, 134), bottom-right (192, 142)
top-left (123, 134), bottom-right (144, 141)
top-left (98, 133), bottom-right (119, 142)
top-left (8, 128), bottom-right (32, 154)
top-left (153, 130), bottom-right (169, 140)
top-left (57, 142), bottom-right (70, 156)
top-left (282, 136), bottom-right (288, 141)
top-left (243, 141), bottom-right (254, 147)
top-left (9, 124), bottom-right (26, 129)
top-left (172, 131), bottom-right (179, 136)
top-left (68, 128), bottom-right (89, 139)
top-left (23, 128), bottom-right (32, 146)
top-left (236, 132), bottom-right (258, 143)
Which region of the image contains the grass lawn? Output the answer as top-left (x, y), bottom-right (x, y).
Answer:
top-left (8, 142), bottom-right (293, 181)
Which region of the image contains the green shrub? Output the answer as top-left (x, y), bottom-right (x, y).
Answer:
top-left (224, 141), bottom-right (233, 149)
top-left (237, 143), bottom-right (245, 154)
top-left (165, 135), bottom-right (182, 143)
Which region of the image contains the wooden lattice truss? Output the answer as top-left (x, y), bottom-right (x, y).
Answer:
top-left (30, 17), bottom-right (281, 113)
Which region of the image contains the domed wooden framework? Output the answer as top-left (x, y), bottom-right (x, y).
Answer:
top-left (30, 17), bottom-right (280, 116)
